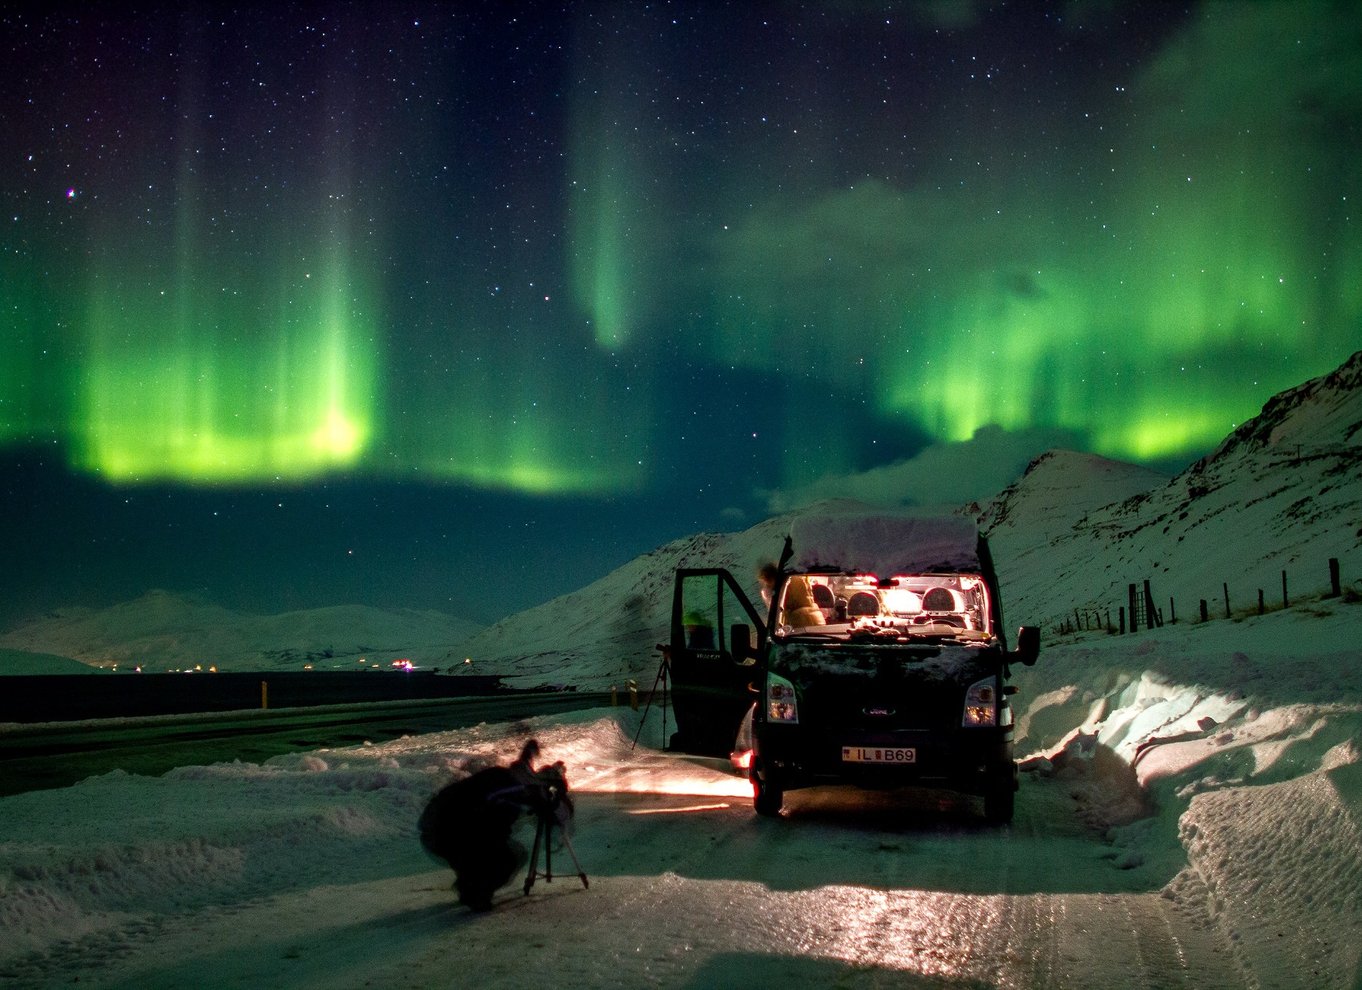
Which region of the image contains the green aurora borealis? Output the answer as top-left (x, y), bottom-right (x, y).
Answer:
top-left (3, 2), bottom-right (1360, 501)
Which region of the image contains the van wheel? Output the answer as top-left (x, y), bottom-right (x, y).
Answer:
top-left (751, 762), bottom-right (783, 817)
top-left (983, 785), bottom-right (1014, 825)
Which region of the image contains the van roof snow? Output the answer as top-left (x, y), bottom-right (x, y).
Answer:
top-left (787, 512), bottom-right (982, 576)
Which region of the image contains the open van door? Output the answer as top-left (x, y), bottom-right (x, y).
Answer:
top-left (667, 568), bottom-right (766, 756)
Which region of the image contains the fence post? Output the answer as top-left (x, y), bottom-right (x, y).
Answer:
top-left (1144, 580), bottom-right (1156, 631)
top-left (1282, 570), bottom-right (1289, 609)
top-left (1129, 584), bottom-right (1138, 633)
top-left (1329, 558), bottom-right (1341, 597)
top-left (1223, 583), bottom-right (1231, 619)
top-left (1258, 589), bottom-right (1265, 615)
top-left (1169, 597), bottom-right (1176, 624)
top-left (261, 680), bottom-right (268, 710)
top-left (1199, 599), bottom-right (1209, 622)
top-left (1119, 606), bottom-right (1126, 634)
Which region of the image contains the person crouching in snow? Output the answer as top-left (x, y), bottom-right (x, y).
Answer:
top-left (418, 738), bottom-right (574, 911)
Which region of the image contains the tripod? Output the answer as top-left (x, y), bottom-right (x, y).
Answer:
top-left (523, 802), bottom-right (588, 894)
top-left (631, 645), bottom-right (670, 752)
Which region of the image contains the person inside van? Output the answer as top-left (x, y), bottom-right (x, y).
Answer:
top-left (781, 576), bottom-right (826, 628)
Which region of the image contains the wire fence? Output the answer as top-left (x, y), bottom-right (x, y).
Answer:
top-left (1052, 557), bottom-right (1356, 636)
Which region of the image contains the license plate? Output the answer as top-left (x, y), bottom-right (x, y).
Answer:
top-left (842, 746), bottom-right (916, 764)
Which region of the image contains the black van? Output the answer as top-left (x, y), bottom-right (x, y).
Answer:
top-left (665, 513), bottom-right (1038, 824)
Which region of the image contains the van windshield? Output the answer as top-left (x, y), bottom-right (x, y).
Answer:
top-left (775, 572), bottom-right (994, 643)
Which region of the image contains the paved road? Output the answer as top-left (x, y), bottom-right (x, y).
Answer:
top-left (0, 692), bottom-right (610, 796)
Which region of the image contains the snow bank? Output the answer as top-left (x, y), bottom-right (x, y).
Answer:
top-left (1013, 598), bottom-right (1362, 985)
top-left (1172, 743), bottom-right (1362, 988)
top-left (0, 708), bottom-right (637, 972)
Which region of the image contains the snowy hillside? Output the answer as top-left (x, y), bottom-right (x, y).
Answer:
top-left (451, 352), bottom-right (1361, 689)
top-left (973, 448), bottom-right (1171, 537)
top-left (442, 516), bottom-right (791, 688)
top-left (0, 591), bottom-right (483, 674)
top-left (0, 649), bottom-right (96, 675)
top-left (982, 350), bottom-right (1362, 631)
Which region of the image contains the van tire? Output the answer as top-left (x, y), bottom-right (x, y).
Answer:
top-left (751, 762), bottom-right (783, 817)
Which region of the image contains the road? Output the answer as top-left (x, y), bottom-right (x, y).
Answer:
top-left (463, 754), bottom-right (1246, 989)
top-left (15, 744), bottom-right (1250, 989)
top-left (0, 713), bottom-right (1258, 988)
top-left (0, 692), bottom-right (610, 796)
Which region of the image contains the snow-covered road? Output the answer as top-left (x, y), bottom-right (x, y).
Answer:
top-left (71, 842), bottom-right (1232, 990)
top-left (2, 714), bottom-right (1251, 989)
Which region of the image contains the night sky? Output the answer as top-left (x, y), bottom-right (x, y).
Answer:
top-left (3, 2), bottom-right (1359, 626)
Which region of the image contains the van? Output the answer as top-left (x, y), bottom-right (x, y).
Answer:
top-left (665, 513), bottom-right (1038, 823)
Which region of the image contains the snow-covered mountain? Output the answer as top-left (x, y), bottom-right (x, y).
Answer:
top-left (443, 515), bottom-right (792, 688)
top-left (0, 648), bottom-right (95, 675)
top-left (454, 350), bottom-right (1360, 688)
top-left (982, 350), bottom-right (1362, 631)
top-left (5, 350), bottom-right (1357, 685)
top-left (967, 449), bottom-right (1171, 628)
top-left (0, 591), bottom-right (482, 673)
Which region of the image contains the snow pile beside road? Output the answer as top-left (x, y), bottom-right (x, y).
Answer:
top-left (1173, 743), bottom-right (1362, 988)
top-left (1013, 598), bottom-right (1362, 985)
top-left (0, 709), bottom-right (641, 974)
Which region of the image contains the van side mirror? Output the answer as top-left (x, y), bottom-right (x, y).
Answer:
top-left (1014, 625), bottom-right (1040, 666)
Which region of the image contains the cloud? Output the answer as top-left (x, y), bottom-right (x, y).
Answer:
top-left (719, 505), bottom-right (749, 526)
top-left (1135, 2), bottom-right (1362, 132)
top-left (765, 423), bottom-right (1087, 514)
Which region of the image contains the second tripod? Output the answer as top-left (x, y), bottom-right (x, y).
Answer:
top-left (631, 644), bottom-right (671, 752)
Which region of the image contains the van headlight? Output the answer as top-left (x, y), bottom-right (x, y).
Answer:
top-left (767, 672), bottom-right (799, 723)
top-left (962, 676), bottom-right (997, 727)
